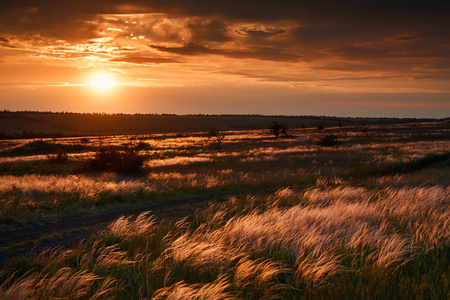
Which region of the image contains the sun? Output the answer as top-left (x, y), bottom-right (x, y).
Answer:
top-left (90, 74), bottom-right (115, 91)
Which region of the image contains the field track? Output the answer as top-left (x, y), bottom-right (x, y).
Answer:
top-left (0, 198), bottom-right (213, 266)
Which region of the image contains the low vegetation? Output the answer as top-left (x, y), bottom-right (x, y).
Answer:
top-left (268, 122), bottom-right (287, 138)
top-left (0, 121), bottom-right (448, 299)
top-left (83, 145), bottom-right (146, 174)
top-left (317, 134), bottom-right (339, 147)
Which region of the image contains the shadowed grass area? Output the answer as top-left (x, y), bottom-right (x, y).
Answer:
top-left (347, 151), bottom-right (450, 178)
top-left (0, 140), bottom-right (90, 157)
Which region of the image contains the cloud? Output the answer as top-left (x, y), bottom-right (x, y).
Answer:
top-left (110, 56), bottom-right (180, 64)
top-left (0, 36), bottom-right (16, 48)
top-left (239, 28), bottom-right (286, 38)
top-left (392, 35), bottom-right (419, 41)
top-left (0, 0), bottom-right (449, 96)
top-left (2, 1), bottom-right (448, 39)
top-left (0, 81), bottom-right (69, 88)
top-left (226, 70), bottom-right (403, 84)
top-left (151, 43), bottom-right (216, 55)
top-left (151, 43), bottom-right (301, 62)
top-left (187, 19), bottom-right (230, 42)
top-left (328, 45), bottom-right (450, 60)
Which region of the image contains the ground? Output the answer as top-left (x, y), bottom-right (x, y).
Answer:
top-left (0, 120), bottom-right (449, 299)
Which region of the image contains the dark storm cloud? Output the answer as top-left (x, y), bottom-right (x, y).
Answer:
top-left (110, 56), bottom-right (180, 64)
top-left (150, 43), bottom-right (301, 62)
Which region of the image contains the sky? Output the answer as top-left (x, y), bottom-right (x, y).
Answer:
top-left (0, 1), bottom-right (449, 118)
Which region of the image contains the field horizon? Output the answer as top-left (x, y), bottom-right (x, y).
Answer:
top-left (0, 110), bottom-right (444, 139)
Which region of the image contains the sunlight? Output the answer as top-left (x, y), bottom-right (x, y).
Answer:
top-left (90, 73), bottom-right (115, 91)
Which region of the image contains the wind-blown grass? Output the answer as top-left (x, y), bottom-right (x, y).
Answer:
top-left (2, 183), bottom-right (449, 299)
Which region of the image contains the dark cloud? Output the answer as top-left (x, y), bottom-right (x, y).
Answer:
top-left (227, 48), bottom-right (301, 62)
top-left (241, 29), bottom-right (286, 38)
top-left (0, 0), bottom-right (448, 81)
top-left (110, 56), bottom-right (180, 64)
top-left (327, 46), bottom-right (393, 59)
top-left (151, 43), bottom-right (216, 55)
top-left (328, 45), bottom-right (450, 60)
top-left (151, 43), bottom-right (301, 62)
top-left (2, 1), bottom-right (449, 36)
top-left (187, 19), bottom-right (230, 42)
top-left (0, 3), bottom-right (101, 41)
top-left (0, 36), bottom-right (15, 48)
top-left (227, 70), bottom-right (403, 83)
top-left (392, 36), bottom-right (419, 41)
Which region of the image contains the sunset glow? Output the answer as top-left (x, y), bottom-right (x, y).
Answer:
top-left (0, 1), bottom-right (449, 117)
top-left (91, 74), bottom-right (115, 91)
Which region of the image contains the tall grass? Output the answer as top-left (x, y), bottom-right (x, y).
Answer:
top-left (2, 183), bottom-right (449, 299)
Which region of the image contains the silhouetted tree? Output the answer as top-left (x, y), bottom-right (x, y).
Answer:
top-left (208, 129), bottom-right (226, 150)
top-left (269, 122), bottom-right (287, 138)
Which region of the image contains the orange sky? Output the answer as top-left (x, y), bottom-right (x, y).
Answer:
top-left (0, 1), bottom-right (449, 117)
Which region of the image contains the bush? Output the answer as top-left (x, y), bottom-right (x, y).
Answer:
top-left (269, 122), bottom-right (287, 138)
top-left (47, 149), bottom-right (69, 163)
top-left (83, 145), bottom-right (146, 174)
top-left (208, 129), bottom-right (226, 150)
top-left (317, 134), bottom-right (339, 147)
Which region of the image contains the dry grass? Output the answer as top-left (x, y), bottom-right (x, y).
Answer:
top-left (0, 121), bottom-right (449, 298)
top-left (2, 182), bottom-right (449, 298)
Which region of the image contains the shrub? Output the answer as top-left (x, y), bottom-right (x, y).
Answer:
top-left (317, 124), bottom-right (325, 130)
top-left (83, 144), bottom-right (146, 174)
top-left (208, 129), bottom-right (226, 150)
top-left (47, 149), bottom-right (69, 163)
top-left (269, 122), bottom-right (287, 138)
top-left (317, 134), bottom-right (339, 147)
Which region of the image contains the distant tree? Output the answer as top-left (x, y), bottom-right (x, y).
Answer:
top-left (317, 124), bottom-right (325, 130)
top-left (208, 129), bottom-right (226, 150)
top-left (269, 122), bottom-right (287, 138)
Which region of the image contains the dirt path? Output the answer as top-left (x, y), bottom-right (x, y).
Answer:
top-left (0, 199), bottom-right (213, 267)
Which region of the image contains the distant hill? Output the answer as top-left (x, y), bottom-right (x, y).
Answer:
top-left (0, 111), bottom-right (441, 139)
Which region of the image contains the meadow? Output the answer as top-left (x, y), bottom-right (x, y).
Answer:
top-left (0, 121), bottom-right (449, 299)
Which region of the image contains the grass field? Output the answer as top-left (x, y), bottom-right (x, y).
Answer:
top-left (0, 121), bottom-right (449, 299)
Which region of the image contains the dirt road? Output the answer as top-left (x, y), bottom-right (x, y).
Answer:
top-left (0, 199), bottom-right (213, 267)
